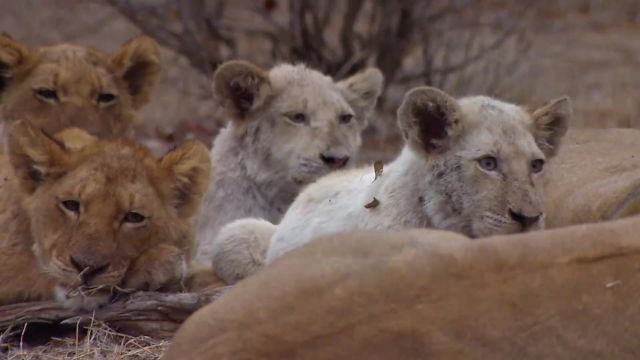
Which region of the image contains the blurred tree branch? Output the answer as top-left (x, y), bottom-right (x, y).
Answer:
top-left (105, 0), bottom-right (533, 86)
top-left (105, 0), bottom-right (535, 139)
top-left (107, 0), bottom-right (235, 76)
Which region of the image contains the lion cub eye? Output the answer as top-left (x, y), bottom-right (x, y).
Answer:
top-left (96, 93), bottom-right (116, 105)
top-left (287, 113), bottom-right (307, 124)
top-left (531, 159), bottom-right (545, 173)
top-left (478, 156), bottom-right (498, 171)
top-left (34, 88), bottom-right (59, 103)
top-left (123, 211), bottom-right (146, 224)
top-left (339, 114), bottom-right (354, 124)
top-left (60, 200), bottom-right (80, 213)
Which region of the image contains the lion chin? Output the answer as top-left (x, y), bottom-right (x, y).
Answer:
top-left (54, 286), bottom-right (113, 311)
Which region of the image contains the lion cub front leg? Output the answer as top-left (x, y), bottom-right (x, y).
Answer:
top-left (123, 244), bottom-right (187, 292)
top-left (0, 247), bottom-right (57, 304)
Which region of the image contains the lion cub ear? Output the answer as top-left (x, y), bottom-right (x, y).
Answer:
top-left (111, 35), bottom-right (161, 110)
top-left (212, 60), bottom-right (272, 121)
top-left (159, 141), bottom-right (211, 219)
top-left (8, 120), bottom-right (68, 193)
top-left (531, 96), bottom-right (571, 157)
top-left (337, 68), bottom-right (384, 123)
top-left (0, 33), bottom-right (30, 96)
top-left (397, 87), bottom-right (463, 157)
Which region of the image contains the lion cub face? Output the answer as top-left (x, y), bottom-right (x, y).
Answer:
top-left (8, 121), bottom-right (210, 305)
top-left (0, 34), bottom-right (160, 138)
top-left (213, 61), bottom-right (383, 185)
top-left (398, 88), bottom-right (571, 237)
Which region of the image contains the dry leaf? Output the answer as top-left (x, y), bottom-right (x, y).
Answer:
top-left (364, 197), bottom-right (380, 209)
top-left (373, 160), bottom-right (384, 182)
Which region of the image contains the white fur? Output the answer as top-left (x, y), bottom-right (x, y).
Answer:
top-left (267, 148), bottom-right (436, 261)
top-left (266, 92), bottom-right (570, 262)
top-left (196, 63), bottom-right (383, 268)
top-left (211, 218), bottom-right (276, 284)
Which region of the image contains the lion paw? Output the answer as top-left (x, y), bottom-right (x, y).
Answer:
top-left (123, 245), bottom-right (187, 292)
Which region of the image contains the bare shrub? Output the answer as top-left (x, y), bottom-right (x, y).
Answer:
top-left (100, 0), bottom-right (542, 159)
top-left (106, 0), bottom-right (535, 117)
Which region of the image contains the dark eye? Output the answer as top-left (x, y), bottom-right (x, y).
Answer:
top-left (339, 114), bottom-right (353, 124)
top-left (288, 113), bottom-right (307, 124)
top-left (61, 200), bottom-right (80, 213)
top-left (478, 156), bottom-right (498, 171)
top-left (531, 159), bottom-right (545, 173)
top-left (123, 211), bottom-right (146, 224)
top-left (97, 93), bottom-right (116, 104)
top-left (34, 88), bottom-right (59, 102)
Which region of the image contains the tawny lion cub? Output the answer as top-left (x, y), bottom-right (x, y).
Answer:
top-left (266, 87), bottom-right (571, 260)
top-left (0, 120), bottom-right (210, 309)
top-left (196, 60), bottom-right (383, 262)
top-left (0, 33), bottom-right (160, 138)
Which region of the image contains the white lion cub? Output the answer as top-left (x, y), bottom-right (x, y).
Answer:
top-left (197, 61), bottom-right (383, 266)
top-left (266, 86), bottom-right (571, 262)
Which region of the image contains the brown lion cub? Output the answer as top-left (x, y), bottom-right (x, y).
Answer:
top-left (0, 120), bottom-right (210, 309)
top-left (0, 33), bottom-right (160, 138)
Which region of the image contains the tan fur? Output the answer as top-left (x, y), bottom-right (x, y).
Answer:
top-left (544, 127), bottom-right (640, 227)
top-left (0, 34), bottom-right (160, 139)
top-left (166, 215), bottom-right (640, 359)
top-left (0, 121), bottom-right (210, 309)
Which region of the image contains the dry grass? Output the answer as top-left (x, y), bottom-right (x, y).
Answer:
top-left (0, 288), bottom-right (230, 359)
top-left (3, 320), bottom-right (168, 360)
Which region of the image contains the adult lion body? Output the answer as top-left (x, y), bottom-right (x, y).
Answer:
top-left (0, 121), bottom-right (210, 309)
top-left (0, 34), bottom-right (160, 140)
top-left (544, 127), bottom-right (640, 227)
top-left (165, 215), bottom-right (640, 360)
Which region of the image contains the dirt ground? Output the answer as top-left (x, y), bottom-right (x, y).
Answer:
top-left (1, 0), bottom-right (639, 358)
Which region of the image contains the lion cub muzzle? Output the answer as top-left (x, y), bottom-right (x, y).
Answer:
top-left (320, 153), bottom-right (350, 169)
top-left (68, 255), bottom-right (111, 285)
top-left (508, 208), bottom-right (542, 230)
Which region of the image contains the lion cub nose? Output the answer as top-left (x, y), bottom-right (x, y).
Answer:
top-left (320, 154), bottom-right (350, 169)
top-left (69, 256), bottom-right (110, 283)
top-left (508, 209), bottom-right (542, 228)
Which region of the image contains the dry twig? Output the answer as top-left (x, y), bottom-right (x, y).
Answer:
top-left (0, 286), bottom-right (231, 340)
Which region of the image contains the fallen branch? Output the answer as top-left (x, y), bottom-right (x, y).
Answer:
top-left (0, 286), bottom-right (231, 340)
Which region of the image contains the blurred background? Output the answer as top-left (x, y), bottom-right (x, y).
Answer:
top-left (3, 0), bottom-right (640, 160)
